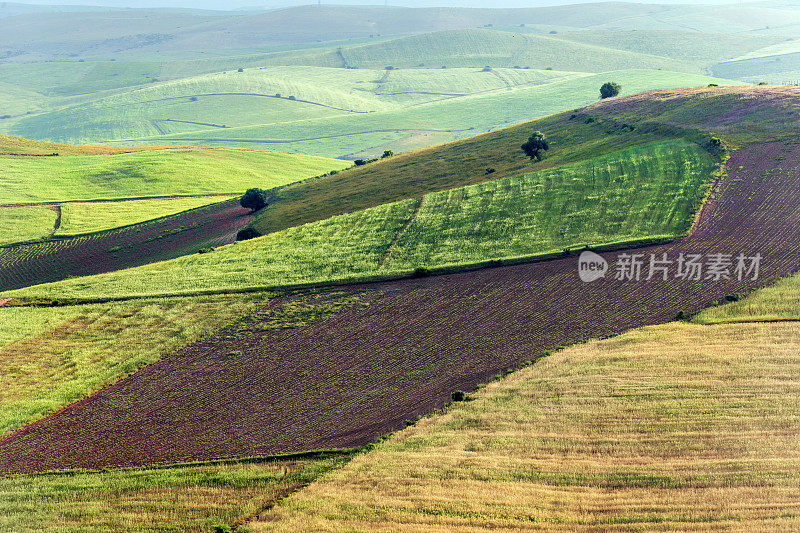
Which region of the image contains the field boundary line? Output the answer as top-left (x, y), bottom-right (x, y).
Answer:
top-left (694, 317), bottom-right (800, 326)
top-left (2, 447), bottom-right (363, 479)
top-left (379, 196), bottom-right (424, 267)
top-left (49, 205), bottom-right (61, 237)
top-left (160, 127), bottom-right (477, 146)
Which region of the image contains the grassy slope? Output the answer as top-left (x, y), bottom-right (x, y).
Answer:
top-left (246, 73), bottom-right (739, 236)
top-left (258, 318), bottom-right (800, 531)
top-left (335, 29), bottom-right (699, 72)
top-left (55, 196), bottom-right (236, 236)
top-left (694, 272), bottom-right (800, 324)
top-left (0, 455), bottom-right (351, 532)
top-left (0, 147), bottom-right (347, 203)
top-left (385, 141), bottom-right (712, 268)
top-left (7, 65), bottom-right (576, 144)
top-left (0, 295), bottom-right (267, 438)
top-left (92, 70), bottom-right (741, 158)
top-left (585, 85), bottom-right (800, 148)
top-left (556, 30), bottom-right (782, 63)
top-left (0, 207), bottom-right (56, 245)
top-left (0, 141), bottom-right (717, 300)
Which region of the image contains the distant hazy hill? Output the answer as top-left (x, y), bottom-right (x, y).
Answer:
top-left (3, 2), bottom-right (800, 60)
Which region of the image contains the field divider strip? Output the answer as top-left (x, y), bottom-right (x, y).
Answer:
top-left (3, 447), bottom-right (364, 479)
top-left (2, 235), bottom-right (678, 307)
top-left (0, 196), bottom-right (239, 250)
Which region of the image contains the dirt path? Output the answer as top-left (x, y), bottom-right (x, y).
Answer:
top-left (49, 205), bottom-right (61, 236)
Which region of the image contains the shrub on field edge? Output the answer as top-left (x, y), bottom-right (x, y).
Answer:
top-left (451, 390), bottom-right (467, 402)
top-left (240, 188), bottom-right (269, 211)
top-left (382, 150), bottom-right (394, 158)
top-left (236, 227), bottom-right (260, 241)
top-left (412, 267), bottom-right (429, 278)
top-left (213, 525), bottom-right (232, 533)
top-left (600, 81), bottom-right (621, 99)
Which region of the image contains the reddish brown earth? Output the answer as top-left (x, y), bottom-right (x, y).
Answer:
top-left (0, 198), bottom-right (258, 292)
top-left (2, 142), bottom-right (800, 473)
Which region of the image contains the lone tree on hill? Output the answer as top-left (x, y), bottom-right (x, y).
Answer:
top-left (240, 188), bottom-right (269, 211)
top-left (600, 81), bottom-right (621, 99)
top-left (521, 131), bottom-right (549, 162)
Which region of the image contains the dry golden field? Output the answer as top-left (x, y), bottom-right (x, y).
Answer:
top-left (256, 319), bottom-right (800, 531)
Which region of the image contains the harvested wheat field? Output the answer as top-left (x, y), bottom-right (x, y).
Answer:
top-left (257, 320), bottom-right (800, 531)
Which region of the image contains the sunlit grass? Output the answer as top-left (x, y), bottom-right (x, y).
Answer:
top-left (0, 294), bottom-right (269, 437)
top-left (2, 141), bottom-right (715, 300)
top-left (0, 206), bottom-right (56, 245)
top-left (56, 196), bottom-right (235, 236)
top-left (0, 148), bottom-right (348, 203)
top-left (0, 455), bottom-right (352, 532)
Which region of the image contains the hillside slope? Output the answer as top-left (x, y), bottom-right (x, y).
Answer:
top-left (4, 133), bottom-right (800, 472)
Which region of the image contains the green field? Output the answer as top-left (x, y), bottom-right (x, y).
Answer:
top-left (56, 197), bottom-right (236, 236)
top-left (2, 141), bottom-right (718, 300)
top-left (0, 148), bottom-right (347, 203)
top-left (22, 69), bottom-right (742, 158)
top-left (6, 65), bottom-right (579, 145)
top-left (0, 207), bottom-right (57, 245)
top-left (0, 454), bottom-right (352, 532)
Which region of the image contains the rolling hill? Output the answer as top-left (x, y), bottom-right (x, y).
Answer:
top-left (0, 2), bottom-right (790, 159)
top-left (4, 4), bottom-right (800, 527)
top-left (0, 136), bottom-right (347, 253)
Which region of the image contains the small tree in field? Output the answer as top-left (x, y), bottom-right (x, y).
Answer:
top-left (381, 150), bottom-right (394, 158)
top-left (600, 81), bottom-right (621, 99)
top-left (240, 188), bottom-right (269, 211)
top-left (521, 131), bottom-right (549, 162)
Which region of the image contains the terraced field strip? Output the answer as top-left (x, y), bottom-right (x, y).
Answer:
top-left (2, 142), bottom-right (800, 473)
top-left (0, 198), bottom-right (261, 292)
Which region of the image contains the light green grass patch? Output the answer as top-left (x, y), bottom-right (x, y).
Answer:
top-left (383, 141), bottom-right (714, 268)
top-left (694, 272), bottom-right (800, 324)
top-left (56, 196), bottom-right (235, 236)
top-left (0, 455), bottom-right (350, 532)
top-left (0, 148), bottom-right (348, 203)
top-left (103, 69), bottom-right (743, 158)
top-left (0, 206), bottom-right (57, 245)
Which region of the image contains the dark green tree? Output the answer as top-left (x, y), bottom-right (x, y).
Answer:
top-left (240, 188), bottom-right (269, 211)
top-left (600, 81), bottom-right (621, 99)
top-left (381, 150), bottom-right (394, 158)
top-left (521, 131), bottom-right (549, 162)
